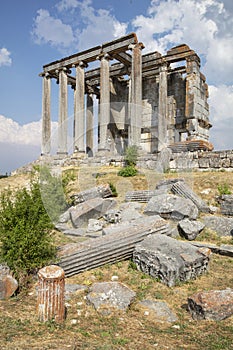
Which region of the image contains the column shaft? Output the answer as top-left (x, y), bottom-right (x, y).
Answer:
top-left (58, 69), bottom-right (68, 154)
top-left (41, 75), bottom-right (51, 155)
top-left (74, 64), bottom-right (86, 153)
top-left (99, 55), bottom-right (110, 151)
top-left (158, 63), bottom-right (168, 151)
top-left (86, 94), bottom-right (94, 156)
top-left (129, 43), bottom-right (143, 147)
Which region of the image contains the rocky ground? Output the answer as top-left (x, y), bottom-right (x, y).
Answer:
top-left (0, 167), bottom-right (233, 350)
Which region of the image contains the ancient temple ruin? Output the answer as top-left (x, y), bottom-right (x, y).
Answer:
top-left (40, 33), bottom-right (212, 158)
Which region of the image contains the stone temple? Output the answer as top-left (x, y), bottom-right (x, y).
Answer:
top-left (40, 32), bottom-right (212, 159)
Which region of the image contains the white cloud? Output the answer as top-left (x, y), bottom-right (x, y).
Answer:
top-left (56, 0), bottom-right (79, 12)
top-left (0, 48), bottom-right (12, 67)
top-left (31, 9), bottom-right (74, 49)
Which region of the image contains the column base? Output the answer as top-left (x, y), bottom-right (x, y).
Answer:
top-left (72, 150), bottom-right (86, 159)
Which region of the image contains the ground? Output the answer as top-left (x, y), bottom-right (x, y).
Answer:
top-left (0, 167), bottom-right (233, 350)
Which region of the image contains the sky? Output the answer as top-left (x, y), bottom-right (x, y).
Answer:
top-left (0, 0), bottom-right (233, 173)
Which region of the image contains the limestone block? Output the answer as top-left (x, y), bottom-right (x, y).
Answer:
top-left (144, 193), bottom-right (199, 220)
top-left (188, 289), bottom-right (233, 320)
top-left (0, 270), bottom-right (18, 299)
top-left (203, 215), bottom-right (233, 237)
top-left (133, 234), bottom-right (209, 287)
top-left (86, 282), bottom-right (136, 314)
top-left (138, 299), bottom-right (177, 323)
top-left (178, 218), bottom-right (205, 240)
top-left (217, 195), bottom-right (233, 216)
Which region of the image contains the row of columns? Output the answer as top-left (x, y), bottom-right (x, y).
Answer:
top-left (41, 44), bottom-right (144, 157)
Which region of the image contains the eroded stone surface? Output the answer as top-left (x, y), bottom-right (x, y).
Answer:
top-left (86, 282), bottom-right (136, 314)
top-left (178, 219), bottom-right (205, 240)
top-left (188, 289), bottom-right (233, 320)
top-left (203, 215), bottom-right (233, 237)
top-left (144, 194), bottom-right (198, 220)
top-left (0, 274), bottom-right (18, 300)
top-left (138, 299), bottom-right (177, 323)
top-left (133, 234), bottom-right (209, 287)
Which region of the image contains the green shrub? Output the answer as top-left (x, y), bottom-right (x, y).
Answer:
top-left (108, 182), bottom-right (118, 197)
top-left (0, 182), bottom-right (56, 285)
top-left (118, 165), bottom-right (138, 177)
top-left (125, 145), bottom-right (138, 166)
top-left (217, 183), bottom-right (232, 195)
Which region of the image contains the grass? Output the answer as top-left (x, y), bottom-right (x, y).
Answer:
top-left (0, 168), bottom-right (233, 349)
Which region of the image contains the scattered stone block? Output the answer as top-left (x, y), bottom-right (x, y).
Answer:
top-left (0, 270), bottom-right (18, 299)
top-left (70, 198), bottom-right (116, 228)
top-left (188, 289), bottom-right (233, 320)
top-left (86, 282), bottom-right (136, 314)
top-left (138, 299), bottom-right (177, 323)
top-left (178, 219), bottom-right (205, 240)
top-left (103, 209), bottom-right (121, 223)
top-left (133, 234), bottom-right (209, 287)
top-left (217, 195), bottom-right (233, 216)
top-left (156, 178), bottom-right (184, 192)
top-left (58, 216), bottom-right (168, 277)
top-left (125, 189), bottom-right (166, 203)
top-left (203, 215), bottom-right (233, 237)
top-left (144, 194), bottom-right (198, 220)
top-left (171, 181), bottom-right (210, 213)
top-left (70, 184), bottom-right (113, 205)
top-left (87, 219), bottom-right (104, 232)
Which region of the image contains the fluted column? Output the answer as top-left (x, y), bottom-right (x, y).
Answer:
top-left (41, 73), bottom-right (51, 155)
top-left (158, 62), bottom-right (168, 151)
top-left (86, 93), bottom-right (94, 156)
top-left (57, 68), bottom-right (68, 155)
top-left (74, 61), bottom-right (87, 154)
top-left (129, 43), bottom-right (144, 147)
top-left (98, 53), bottom-right (111, 152)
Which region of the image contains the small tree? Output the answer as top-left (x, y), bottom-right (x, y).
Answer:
top-left (0, 182), bottom-right (56, 286)
top-left (125, 145), bottom-right (138, 166)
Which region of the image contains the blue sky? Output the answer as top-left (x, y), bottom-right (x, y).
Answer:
top-left (0, 0), bottom-right (233, 173)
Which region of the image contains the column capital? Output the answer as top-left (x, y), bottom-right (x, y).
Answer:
top-left (128, 42), bottom-right (145, 51)
top-left (55, 67), bottom-right (71, 74)
top-left (96, 52), bottom-right (112, 61)
top-left (72, 61), bottom-right (88, 69)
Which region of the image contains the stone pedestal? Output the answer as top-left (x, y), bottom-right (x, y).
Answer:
top-left (37, 265), bottom-right (65, 323)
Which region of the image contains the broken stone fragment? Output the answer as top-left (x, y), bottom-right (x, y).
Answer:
top-left (70, 183), bottom-right (113, 205)
top-left (138, 299), bottom-right (177, 323)
top-left (178, 218), bottom-right (205, 240)
top-left (69, 198), bottom-right (116, 228)
top-left (188, 289), bottom-right (233, 320)
top-left (86, 282), bottom-right (136, 314)
top-left (133, 234), bottom-right (209, 287)
top-left (203, 215), bottom-right (233, 237)
top-left (217, 194), bottom-right (233, 216)
top-left (0, 273), bottom-right (18, 299)
top-left (144, 193), bottom-right (199, 220)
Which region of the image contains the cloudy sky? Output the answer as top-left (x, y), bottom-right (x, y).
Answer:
top-left (0, 0), bottom-right (233, 173)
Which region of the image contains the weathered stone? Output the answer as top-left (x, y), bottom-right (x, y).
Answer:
top-left (188, 289), bottom-right (233, 320)
top-left (138, 299), bottom-right (177, 323)
top-left (171, 181), bottom-right (210, 213)
top-left (58, 216), bottom-right (168, 277)
top-left (217, 195), bottom-right (233, 216)
top-left (144, 194), bottom-right (199, 220)
top-left (178, 219), bottom-right (205, 240)
top-left (65, 284), bottom-right (88, 300)
top-left (86, 282), bottom-right (136, 314)
top-left (155, 178), bottom-right (184, 192)
top-left (125, 189), bottom-right (166, 203)
top-left (87, 219), bottom-right (104, 232)
top-left (103, 209), bottom-right (121, 223)
top-left (70, 198), bottom-right (116, 228)
top-left (191, 241), bottom-right (233, 258)
top-left (133, 234), bottom-right (209, 287)
top-left (203, 215), bottom-right (233, 237)
top-left (70, 184), bottom-right (113, 205)
top-left (0, 273), bottom-right (18, 300)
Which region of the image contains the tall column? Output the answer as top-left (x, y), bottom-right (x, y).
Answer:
top-left (86, 93), bottom-right (94, 156)
top-left (158, 62), bottom-right (168, 151)
top-left (74, 61), bottom-right (87, 154)
top-left (57, 68), bottom-right (68, 155)
top-left (41, 73), bottom-right (51, 155)
top-left (98, 53), bottom-right (111, 152)
top-left (129, 43), bottom-right (144, 147)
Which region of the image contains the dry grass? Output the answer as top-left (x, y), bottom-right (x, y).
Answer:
top-left (0, 168), bottom-right (233, 349)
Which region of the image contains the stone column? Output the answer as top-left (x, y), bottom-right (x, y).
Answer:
top-left (41, 73), bottom-right (51, 155)
top-left (37, 265), bottom-right (65, 323)
top-left (86, 93), bottom-right (94, 156)
top-left (98, 53), bottom-right (111, 152)
top-left (57, 68), bottom-right (68, 155)
top-left (74, 61), bottom-right (87, 155)
top-left (158, 62), bottom-right (168, 151)
top-left (129, 43), bottom-right (144, 148)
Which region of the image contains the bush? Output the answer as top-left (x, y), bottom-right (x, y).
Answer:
top-left (125, 145), bottom-right (138, 166)
top-left (108, 182), bottom-right (118, 197)
top-left (118, 165), bottom-right (138, 177)
top-left (217, 183), bottom-right (232, 195)
top-left (0, 182), bottom-right (56, 285)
